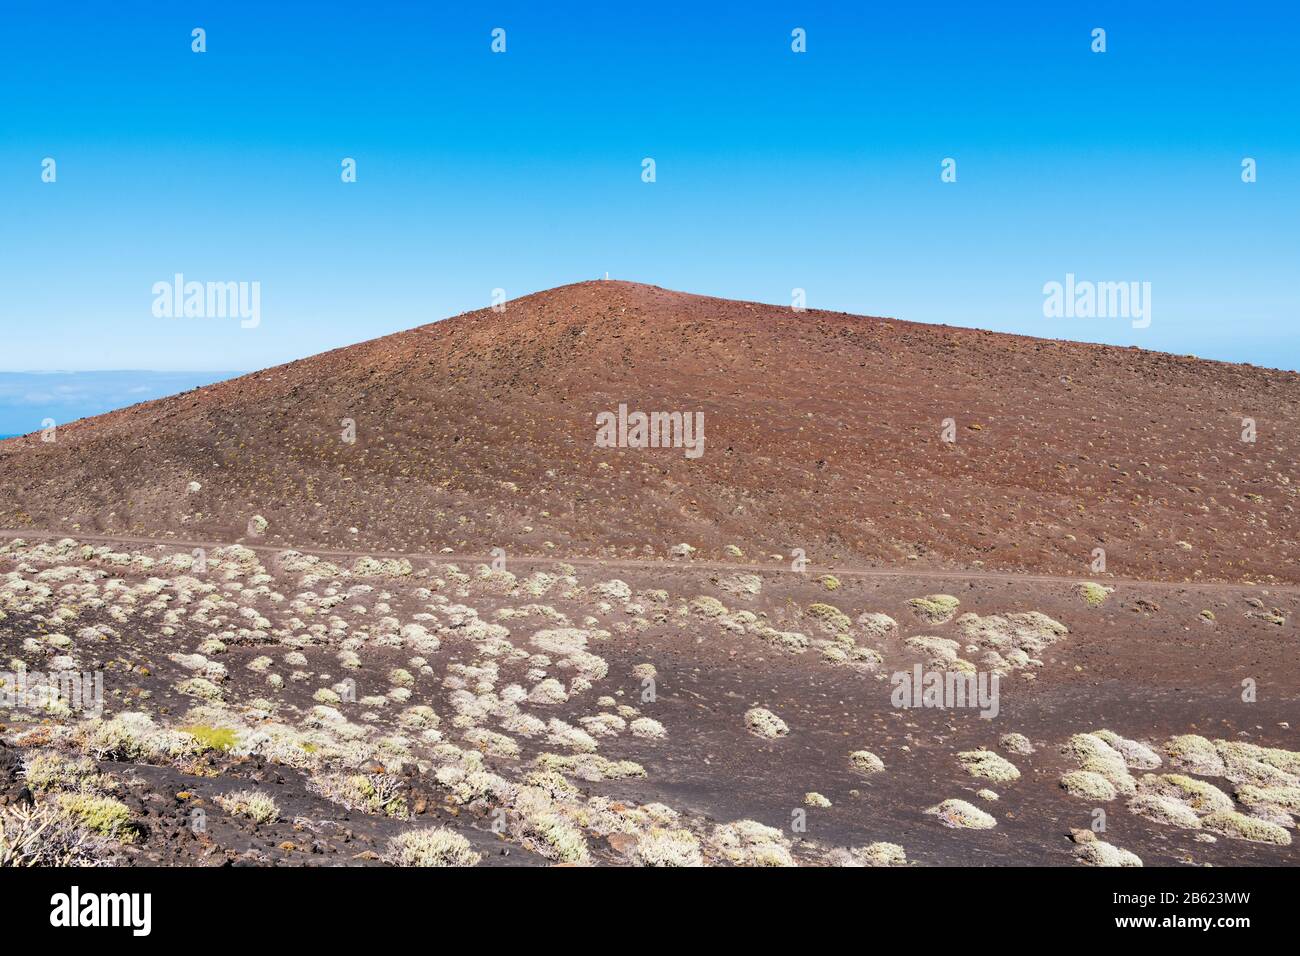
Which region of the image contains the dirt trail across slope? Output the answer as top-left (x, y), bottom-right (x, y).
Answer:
top-left (3, 528), bottom-right (1295, 597)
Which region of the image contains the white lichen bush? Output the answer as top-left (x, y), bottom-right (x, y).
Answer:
top-left (215, 789), bottom-right (281, 824)
top-left (385, 827), bottom-right (481, 867)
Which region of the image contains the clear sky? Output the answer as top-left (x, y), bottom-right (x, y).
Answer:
top-left (1, 0), bottom-right (1297, 388)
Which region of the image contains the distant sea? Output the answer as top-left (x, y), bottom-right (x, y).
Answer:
top-left (0, 371), bottom-right (241, 436)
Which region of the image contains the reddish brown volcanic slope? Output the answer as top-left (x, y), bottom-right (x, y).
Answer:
top-left (1, 280), bottom-right (1296, 583)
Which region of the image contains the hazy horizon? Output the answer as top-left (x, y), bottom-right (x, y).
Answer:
top-left (0, 370), bottom-right (242, 436)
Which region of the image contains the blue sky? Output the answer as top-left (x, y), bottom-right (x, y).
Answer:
top-left (1, 0), bottom-right (1296, 428)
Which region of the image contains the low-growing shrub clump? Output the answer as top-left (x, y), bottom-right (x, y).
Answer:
top-left (521, 811), bottom-right (590, 864)
top-left (0, 804), bottom-right (113, 867)
top-left (906, 595), bottom-right (960, 624)
top-left (849, 750), bottom-right (885, 775)
top-left (22, 752), bottom-right (113, 793)
top-left (310, 772), bottom-right (408, 818)
top-left (183, 725), bottom-right (238, 753)
top-left (957, 749), bottom-right (1020, 782)
top-left (215, 789), bottom-right (281, 824)
top-left (744, 708), bottom-right (788, 739)
top-left (1060, 770), bottom-right (1118, 801)
top-left (1077, 582), bottom-right (1112, 608)
top-left (629, 828), bottom-right (703, 867)
top-left (711, 819), bottom-right (794, 866)
top-left (1200, 810), bottom-right (1291, 846)
top-left (925, 799), bottom-right (996, 830)
top-left (1071, 830), bottom-right (1142, 867)
top-left (55, 793), bottom-right (135, 841)
top-left (805, 603), bottom-right (851, 633)
top-left (832, 842), bottom-right (907, 867)
top-left (385, 827), bottom-right (481, 867)
top-left (1000, 733), bottom-right (1034, 755)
